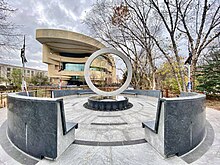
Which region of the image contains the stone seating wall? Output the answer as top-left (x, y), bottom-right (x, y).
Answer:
top-left (7, 92), bottom-right (78, 160)
top-left (142, 92), bottom-right (206, 157)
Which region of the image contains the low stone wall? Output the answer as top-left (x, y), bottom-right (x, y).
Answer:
top-left (52, 89), bottom-right (162, 98)
top-left (123, 89), bottom-right (162, 98)
top-left (16, 91), bottom-right (35, 97)
top-left (143, 92), bottom-right (206, 157)
top-left (52, 89), bottom-right (94, 98)
top-left (7, 92), bottom-right (77, 159)
top-left (180, 92), bottom-right (198, 97)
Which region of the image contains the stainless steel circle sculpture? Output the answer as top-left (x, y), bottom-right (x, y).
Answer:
top-left (84, 48), bottom-right (132, 96)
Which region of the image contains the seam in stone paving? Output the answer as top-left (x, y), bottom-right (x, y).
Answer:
top-left (97, 115), bottom-right (121, 117)
top-left (145, 102), bottom-right (156, 107)
top-left (137, 102), bottom-right (144, 106)
top-left (72, 102), bottom-right (79, 106)
top-left (90, 122), bottom-right (128, 125)
top-left (74, 139), bottom-right (147, 146)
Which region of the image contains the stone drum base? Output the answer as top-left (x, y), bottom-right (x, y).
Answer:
top-left (84, 95), bottom-right (133, 111)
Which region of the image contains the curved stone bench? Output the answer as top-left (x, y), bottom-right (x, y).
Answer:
top-left (7, 92), bottom-right (78, 160)
top-left (142, 92), bottom-right (206, 157)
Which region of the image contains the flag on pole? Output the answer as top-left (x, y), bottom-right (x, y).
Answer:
top-left (21, 35), bottom-right (27, 64)
top-left (20, 35), bottom-right (29, 96)
top-left (184, 52), bottom-right (192, 65)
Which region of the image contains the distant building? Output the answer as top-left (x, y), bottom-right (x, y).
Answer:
top-left (36, 29), bottom-right (117, 86)
top-left (0, 63), bottom-right (48, 85)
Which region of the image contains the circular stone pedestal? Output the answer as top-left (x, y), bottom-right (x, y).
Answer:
top-left (84, 95), bottom-right (132, 111)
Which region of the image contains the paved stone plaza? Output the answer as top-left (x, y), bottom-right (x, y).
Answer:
top-left (0, 95), bottom-right (220, 165)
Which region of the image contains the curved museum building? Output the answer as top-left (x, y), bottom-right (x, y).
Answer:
top-left (36, 29), bottom-right (116, 85)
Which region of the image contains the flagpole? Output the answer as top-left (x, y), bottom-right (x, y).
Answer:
top-left (22, 35), bottom-right (25, 92)
top-left (21, 35), bottom-right (29, 96)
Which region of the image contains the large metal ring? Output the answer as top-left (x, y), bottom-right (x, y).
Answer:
top-left (84, 48), bottom-right (132, 96)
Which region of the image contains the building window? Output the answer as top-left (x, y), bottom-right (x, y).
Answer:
top-left (90, 67), bottom-right (107, 72)
top-left (7, 68), bottom-right (11, 77)
top-left (63, 63), bottom-right (85, 71)
top-left (31, 71), bottom-right (34, 76)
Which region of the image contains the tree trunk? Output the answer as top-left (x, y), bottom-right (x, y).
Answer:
top-left (180, 68), bottom-right (187, 92)
top-left (191, 59), bottom-right (197, 92)
top-left (171, 35), bottom-right (186, 92)
top-left (174, 71), bottom-right (183, 92)
top-left (152, 71), bottom-right (156, 90)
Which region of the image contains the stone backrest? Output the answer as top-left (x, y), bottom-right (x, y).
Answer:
top-left (143, 92), bottom-right (206, 157)
top-left (7, 93), bottom-right (78, 159)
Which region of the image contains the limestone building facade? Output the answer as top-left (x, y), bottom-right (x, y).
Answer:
top-left (36, 29), bottom-right (116, 85)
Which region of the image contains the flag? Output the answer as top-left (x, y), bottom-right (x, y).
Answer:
top-left (184, 52), bottom-right (192, 65)
top-left (21, 35), bottom-right (27, 64)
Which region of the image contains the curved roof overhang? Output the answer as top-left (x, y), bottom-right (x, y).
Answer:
top-left (36, 29), bottom-right (105, 54)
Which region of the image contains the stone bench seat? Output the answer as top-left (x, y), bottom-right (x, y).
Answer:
top-left (142, 121), bottom-right (156, 133)
top-left (65, 122), bottom-right (78, 134)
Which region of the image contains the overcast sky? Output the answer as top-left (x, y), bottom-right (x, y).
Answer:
top-left (1, 0), bottom-right (96, 71)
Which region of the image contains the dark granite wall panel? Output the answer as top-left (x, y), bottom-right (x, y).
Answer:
top-left (124, 90), bottom-right (162, 98)
top-left (52, 89), bottom-right (94, 98)
top-left (163, 94), bottom-right (206, 156)
top-left (17, 91), bottom-right (35, 97)
top-left (7, 96), bottom-right (59, 159)
top-left (191, 98), bottom-right (206, 147)
top-left (52, 89), bottom-right (162, 98)
top-left (143, 92), bottom-right (206, 158)
top-left (180, 92), bottom-right (198, 97)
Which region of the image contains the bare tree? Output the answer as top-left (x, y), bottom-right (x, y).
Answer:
top-left (85, 0), bottom-right (219, 92)
top-left (84, 0), bottom-right (161, 89)
top-left (177, 0), bottom-right (220, 91)
top-left (0, 0), bottom-right (21, 50)
top-left (145, 0), bottom-right (220, 91)
top-left (121, 0), bottom-right (162, 89)
top-left (142, 0), bottom-right (188, 92)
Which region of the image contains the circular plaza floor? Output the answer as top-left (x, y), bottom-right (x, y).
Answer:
top-left (0, 94), bottom-right (220, 165)
top-left (65, 95), bottom-right (158, 143)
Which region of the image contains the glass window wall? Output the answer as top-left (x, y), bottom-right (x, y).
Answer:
top-left (64, 63), bottom-right (85, 71)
